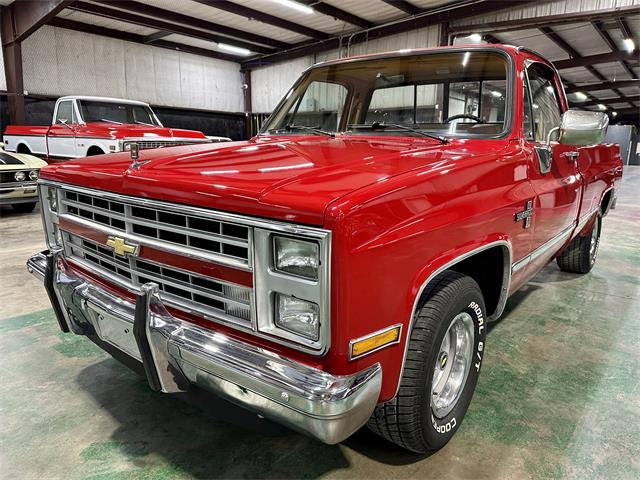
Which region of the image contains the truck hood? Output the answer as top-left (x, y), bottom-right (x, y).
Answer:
top-left (41, 135), bottom-right (483, 225)
top-left (85, 123), bottom-right (207, 140)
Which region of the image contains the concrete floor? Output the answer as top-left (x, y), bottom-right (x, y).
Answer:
top-left (1, 168), bottom-right (638, 480)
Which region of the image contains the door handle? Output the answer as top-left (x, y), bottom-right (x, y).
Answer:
top-left (561, 151), bottom-right (579, 161)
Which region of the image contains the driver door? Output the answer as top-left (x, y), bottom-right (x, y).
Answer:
top-left (47, 100), bottom-right (78, 158)
top-left (522, 62), bottom-right (581, 274)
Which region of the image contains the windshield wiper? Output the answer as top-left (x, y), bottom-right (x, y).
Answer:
top-left (348, 122), bottom-right (447, 144)
top-left (99, 118), bottom-right (123, 125)
top-left (268, 124), bottom-right (335, 137)
top-left (134, 121), bottom-right (155, 126)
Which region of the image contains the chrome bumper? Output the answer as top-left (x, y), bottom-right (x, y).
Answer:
top-left (26, 250), bottom-right (381, 444)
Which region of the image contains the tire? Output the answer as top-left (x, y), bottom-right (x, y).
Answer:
top-left (11, 202), bottom-right (37, 213)
top-left (556, 212), bottom-right (602, 274)
top-left (367, 271), bottom-right (487, 453)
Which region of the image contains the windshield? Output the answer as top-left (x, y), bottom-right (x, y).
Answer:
top-left (262, 51), bottom-right (510, 138)
top-left (77, 100), bottom-right (161, 126)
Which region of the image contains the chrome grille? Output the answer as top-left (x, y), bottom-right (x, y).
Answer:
top-left (60, 190), bottom-right (250, 266)
top-left (63, 232), bottom-right (253, 325)
top-left (130, 140), bottom-right (198, 150)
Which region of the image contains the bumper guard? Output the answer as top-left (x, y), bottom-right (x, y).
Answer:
top-left (27, 250), bottom-right (382, 444)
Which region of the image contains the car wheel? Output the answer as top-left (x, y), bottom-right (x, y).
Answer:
top-left (556, 212), bottom-right (602, 274)
top-left (11, 202), bottom-right (37, 213)
top-left (367, 271), bottom-right (486, 453)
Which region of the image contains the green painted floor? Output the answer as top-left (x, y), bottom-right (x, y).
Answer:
top-left (1, 168), bottom-right (639, 480)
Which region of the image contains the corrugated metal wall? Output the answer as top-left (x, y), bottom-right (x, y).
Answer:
top-left (20, 26), bottom-right (244, 113)
top-left (451, 0), bottom-right (639, 26)
top-left (251, 24), bottom-right (441, 113)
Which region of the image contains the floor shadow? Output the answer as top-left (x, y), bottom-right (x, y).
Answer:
top-left (75, 358), bottom-right (351, 479)
top-left (487, 283), bottom-right (541, 333)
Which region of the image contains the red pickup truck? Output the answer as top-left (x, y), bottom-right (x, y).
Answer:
top-left (27, 45), bottom-right (622, 453)
top-left (3, 96), bottom-right (221, 160)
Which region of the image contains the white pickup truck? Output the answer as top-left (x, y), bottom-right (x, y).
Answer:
top-left (2, 96), bottom-right (229, 161)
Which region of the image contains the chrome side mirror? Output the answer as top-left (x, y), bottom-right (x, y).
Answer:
top-left (558, 110), bottom-right (609, 146)
top-left (535, 127), bottom-right (560, 174)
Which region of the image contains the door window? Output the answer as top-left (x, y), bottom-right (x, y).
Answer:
top-left (55, 101), bottom-right (76, 124)
top-left (526, 63), bottom-right (562, 142)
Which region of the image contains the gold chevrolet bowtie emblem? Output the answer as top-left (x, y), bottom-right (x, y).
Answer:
top-left (106, 236), bottom-right (138, 257)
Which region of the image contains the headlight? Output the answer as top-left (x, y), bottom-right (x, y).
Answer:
top-left (274, 236), bottom-right (319, 280)
top-left (29, 170), bottom-right (39, 181)
top-left (275, 294), bottom-right (320, 340)
top-left (47, 188), bottom-right (58, 212)
top-left (14, 171), bottom-right (26, 182)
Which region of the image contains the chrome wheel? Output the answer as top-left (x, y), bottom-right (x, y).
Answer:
top-left (430, 312), bottom-right (474, 419)
top-left (589, 218), bottom-right (600, 263)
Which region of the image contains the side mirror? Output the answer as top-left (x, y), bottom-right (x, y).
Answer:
top-left (558, 110), bottom-right (609, 146)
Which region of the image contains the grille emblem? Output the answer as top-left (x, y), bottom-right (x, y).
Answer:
top-left (106, 236), bottom-right (138, 257)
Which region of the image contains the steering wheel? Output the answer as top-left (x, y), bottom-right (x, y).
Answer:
top-left (444, 114), bottom-right (482, 123)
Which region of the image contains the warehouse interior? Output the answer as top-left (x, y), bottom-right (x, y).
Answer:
top-left (1, 0), bottom-right (639, 479)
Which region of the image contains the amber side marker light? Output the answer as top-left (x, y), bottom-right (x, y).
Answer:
top-left (349, 324), bottom-right (402, 360)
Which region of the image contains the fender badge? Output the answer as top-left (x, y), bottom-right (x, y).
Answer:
top-left (515, 200), bottom-right (534, 229)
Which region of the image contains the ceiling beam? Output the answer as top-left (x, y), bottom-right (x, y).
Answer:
top-left (302, 2), bottom-right (372, 29)
top-left (192, 0), bottom-right (329, 40)
top-left (618, 17), bottom-right (634, 39)
top-left (577, 94), bottom-right (640, 107)
top-left (143, 30), bottom-right (171, 44)
top-left (565, 79), bottom-right (640, 93)
top-left (243, 0), bottom-right (537, 67)
top-left (381, 1), bottom-right (422, 16)
top-left (68, 1), bottom-right (274, 54)
top-left (48, 17), bottom-right (238, 62)
top-left (592, 20), bottom-right (637, 78)
top-left (554, 51), bottom-right (639, 69)
top-left (1, 0), bottom-right (74, 44)
top-left (92, 0), bottom-right (291, 50)
top-left (449, 5), bottom-right (640, 35)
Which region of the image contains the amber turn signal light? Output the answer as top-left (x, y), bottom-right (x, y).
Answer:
top-left (349, 325), bottom-right (402, 360)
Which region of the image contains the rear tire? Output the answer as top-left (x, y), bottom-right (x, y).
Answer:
top-left (11, 202), bottom-right (37, 213)
top-left (556, 212), bottom-right (602, 274)
top-left (367, 271), bottom-right (487, 453)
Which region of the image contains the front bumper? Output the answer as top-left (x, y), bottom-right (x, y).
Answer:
top-left (0, 182), bottom-right (38, 205)
top-left (27, 250), bottom-right (382, 444)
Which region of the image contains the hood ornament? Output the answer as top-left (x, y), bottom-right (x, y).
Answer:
top-left (128, 143), bottom-right (149, 169)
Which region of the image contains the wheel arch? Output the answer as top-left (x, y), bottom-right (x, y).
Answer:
top-left (16, 142), bottom-right (32, 154)
top-left (600, 186), bottom-right (615, 217)
top-left (392, 239), bottom-right (512, 398)
top-left (85, 145), bottom-right (106, 156)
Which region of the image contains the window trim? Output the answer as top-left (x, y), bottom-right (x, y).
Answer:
top-left (54, 100), bottom-right (76, 125)
top-left (523, 60), bottom-right (564, 143)
top-left (260, 47), bottom-right (516, 140)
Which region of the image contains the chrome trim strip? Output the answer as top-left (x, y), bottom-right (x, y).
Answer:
top-left (348, 323), bottom-right (403, 361)
top-left (394, 240), bottom-right (512, 398)
top-left (27, 250), bottom-right (381, 445)
top-left (511, 223), bottom-right (577, 274)
top-left (601, 186), bottom-right (615, 216)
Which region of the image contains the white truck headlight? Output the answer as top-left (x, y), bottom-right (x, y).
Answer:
top-left (275, 294), bottom-right (319, 340)
top-left (274, 236), bottom-right (319, 280)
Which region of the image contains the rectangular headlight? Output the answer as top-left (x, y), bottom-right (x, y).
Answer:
top-left (275, 294), bottom-right (319, 341)
top-left (274, 236), bottom-right (319, 280)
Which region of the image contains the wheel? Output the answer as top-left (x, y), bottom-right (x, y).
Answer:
top-left (11, 202), bottom-right (37, 213)
top-left (367, 271), bottom-right (487, 453)
top-left (556, 212), bottom-right (602, 274)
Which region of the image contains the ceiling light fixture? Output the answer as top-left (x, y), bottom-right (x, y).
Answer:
top-left (597, 104), bottom-right (606, 110)
top-left (469, 33), bottom-right (482, 42)
top-left (574, 92), bottom-right (587, 101)
top-left (491, 90), bottom-right (502, 98)
top-left (277, 0), bottom-right (314, 14)
top-left (623, 38), bottom-right (635, 53)
top-left (218, 43), bottom-right (251, 56)
top-left (612, 111), bottom-right (618, 117)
